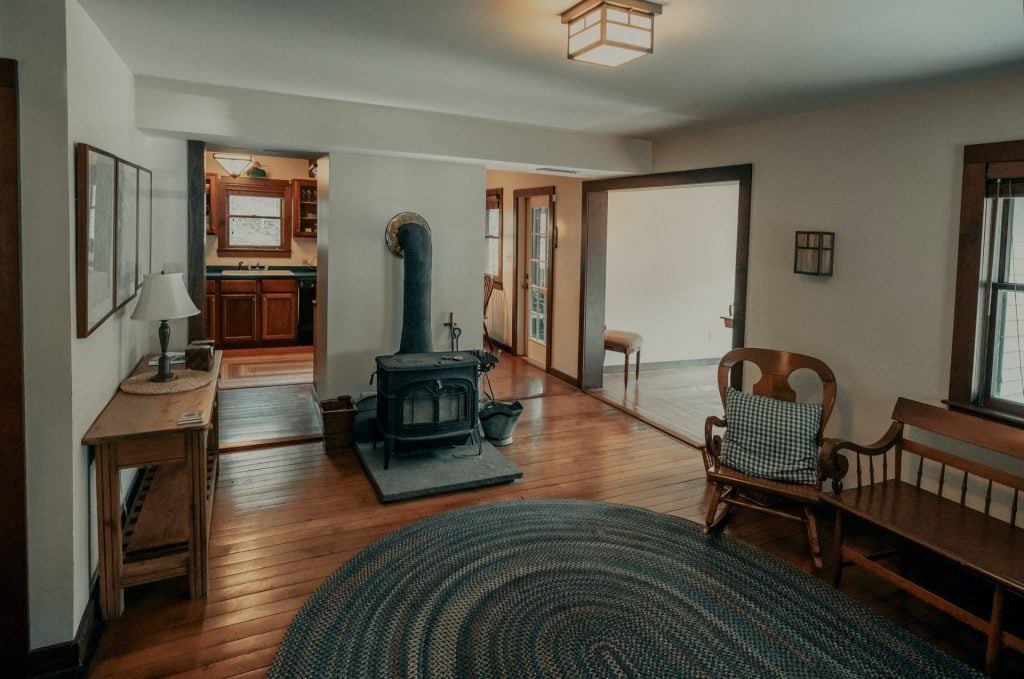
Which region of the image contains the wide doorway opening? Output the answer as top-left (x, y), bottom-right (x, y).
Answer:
top-left (579, 166), bottom-right (752, 446)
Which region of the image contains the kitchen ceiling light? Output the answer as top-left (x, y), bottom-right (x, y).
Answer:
top-left (560, 0), bottom-right (662, 67)
top-left (212, 152), bottom-right (255, 178)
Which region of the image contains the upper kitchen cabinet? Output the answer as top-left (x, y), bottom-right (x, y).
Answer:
top-left (292, 178), bottom-right (317, 239)
top-left (205, 173), bottom-right (218, 235)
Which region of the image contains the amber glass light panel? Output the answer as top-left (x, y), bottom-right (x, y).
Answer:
top-left (794, 231), bottom-right (834, 276)
top-left (565, 2), bottom-right (655, 67)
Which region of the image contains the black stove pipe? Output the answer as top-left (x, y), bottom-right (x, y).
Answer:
top-left (397, 222), bottom-right (432, 354)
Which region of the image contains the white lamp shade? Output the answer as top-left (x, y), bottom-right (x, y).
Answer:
top-left (132, 273), bottom-right (200, 321)
top-left (212, 152), bottom-right (255, 178)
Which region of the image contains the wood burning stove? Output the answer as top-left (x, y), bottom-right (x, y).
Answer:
top-left (375, 352), bottom-right (480, 469)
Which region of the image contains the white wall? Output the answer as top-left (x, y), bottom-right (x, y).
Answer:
top-left (485, 171), bottom-right (582, 380)
top-left (605, 184), bottom-right (738, 366)
top-left (652, 73), bottom-right (1024, 458)
top-left (0, 0), bottom-right (189, 648)
top-left (317, 154), bottom-right (485, 401)
top-left (135, 76), bottom-right (651, 177)
top-left (2, 0), bottom-right (77, 650)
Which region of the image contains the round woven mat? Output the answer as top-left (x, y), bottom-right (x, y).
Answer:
top-left (269, 499), bottom-right (978, 679)
top-left (120, 369), bottom-right (212, 394)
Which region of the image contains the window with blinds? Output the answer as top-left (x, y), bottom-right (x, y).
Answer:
top-left (485, 188), bottom-right (503, 283)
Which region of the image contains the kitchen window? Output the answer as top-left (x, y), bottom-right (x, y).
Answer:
top-left (217, 178), bottom-right (292, 257)
top-left (948, 139), bottom-right (1024, 423)
top-left (485, 188), bottom-right (502, 284)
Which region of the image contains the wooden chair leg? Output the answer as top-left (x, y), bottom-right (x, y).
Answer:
top-left (803, 505), bottom-right (823, 570)
top-left (832, 509), bottom-right (844, 589)
top-left (623, 352), bottom-right (630, 389)
top-left (635, 350), bottom-right (640, 382)
top-left (703, 484), bottom-right (732, 534)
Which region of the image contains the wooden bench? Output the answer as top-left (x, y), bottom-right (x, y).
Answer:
top-left (820, 398), bottom-right (1024, 675)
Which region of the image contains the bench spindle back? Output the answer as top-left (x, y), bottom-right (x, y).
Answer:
top-left (841, 399), bottom-right (1024, 528)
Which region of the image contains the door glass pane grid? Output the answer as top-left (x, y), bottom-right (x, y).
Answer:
top-left (528, 206), bottom-right (549, 345)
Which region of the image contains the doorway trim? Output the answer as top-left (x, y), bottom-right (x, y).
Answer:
top-left (578, 164), bottom-right (752, 390)
top-left (0, 57), bottom-right (29, 675)
top-left (512, 186), bottom-right (557, 371)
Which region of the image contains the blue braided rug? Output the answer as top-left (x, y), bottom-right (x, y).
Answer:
top-left (270, 499), bottom-right (979, 678)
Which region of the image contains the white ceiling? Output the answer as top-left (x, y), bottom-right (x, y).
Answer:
top-left (79, 0), bottom-right (1024, 139)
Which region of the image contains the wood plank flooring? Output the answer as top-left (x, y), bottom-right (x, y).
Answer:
top-left (87, 357), bottom-right (1021, 677)
top-left (218, 385), bottom-right (321, 451)
top-left (590, 364), bottom-right (721, 446)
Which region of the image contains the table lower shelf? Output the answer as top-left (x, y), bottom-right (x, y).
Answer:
top-left (120, 448), bottom-right (218, 589)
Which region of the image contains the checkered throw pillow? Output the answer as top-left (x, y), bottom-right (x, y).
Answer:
top-left (719, 387), bottom-right (823, 485)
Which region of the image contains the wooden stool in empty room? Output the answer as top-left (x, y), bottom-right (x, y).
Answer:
top-left (604, 330), bottom-right (644, 389)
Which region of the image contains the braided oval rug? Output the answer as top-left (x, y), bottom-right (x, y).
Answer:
top-left (270, 499), bottom-right (979, 678)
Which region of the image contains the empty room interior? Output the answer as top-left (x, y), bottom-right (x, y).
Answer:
top-left (3, 1), bottom-right (1024, 677)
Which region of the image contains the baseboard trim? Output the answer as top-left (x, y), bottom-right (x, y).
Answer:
top-left (487, 339), bottom-right (513, 355)
top-left (603, 357), bottom-right (719, 373)
top-left (548, 367), bottom-right (580, 388)
top-left (28, 582), bottom-right (103, 678)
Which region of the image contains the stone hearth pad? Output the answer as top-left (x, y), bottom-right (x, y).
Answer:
top-left (353, 438), bottom-right (522, 503)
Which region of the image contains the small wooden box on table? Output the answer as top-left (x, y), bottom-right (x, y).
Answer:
top-left (821, 398), bottom-right (1024, 675)
top-left (83, 351), bottom-right (222, 620)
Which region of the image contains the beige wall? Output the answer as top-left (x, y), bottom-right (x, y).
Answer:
top-left (204, 152), bottom-right (318, 266)
top-left (652, 73), bottom-right (1024, 472)
top-left (606, 183), bottom-right (738, 366)
top-left (486, 171), bottom-right (582, 380)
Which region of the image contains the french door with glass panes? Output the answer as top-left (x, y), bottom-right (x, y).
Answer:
top-left (515, 188), bottom-right (555, 369)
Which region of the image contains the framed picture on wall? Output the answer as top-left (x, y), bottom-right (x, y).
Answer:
top-left (75, 144), bottom-right (117, 338)
top-left (115, 159), bottom-right (139, 308)
top-left (137, 167), bottom-right (152, 285)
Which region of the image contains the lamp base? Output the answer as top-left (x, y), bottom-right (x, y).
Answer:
top-left (150, 319), bottom-right (178, 382)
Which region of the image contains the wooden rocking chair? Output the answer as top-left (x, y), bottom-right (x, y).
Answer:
top-left (702, 347), bottom-right (837, 569)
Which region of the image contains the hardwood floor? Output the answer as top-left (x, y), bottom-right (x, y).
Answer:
top-left (87, 357), bottom-right (1021, 677)
top-left (219, 347), bottom-right (313, 390)
top-left (219, 384), bottom-right (321, 451)
top-left (590, 364), bottom-right (721, 446)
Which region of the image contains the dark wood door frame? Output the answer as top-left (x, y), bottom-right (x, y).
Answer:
top-left (0, 57), bottom-right (30, 675)
top-left (512, 186), bottom-right (557, 372)
top-left (578, 164), bottom-right (752, 390)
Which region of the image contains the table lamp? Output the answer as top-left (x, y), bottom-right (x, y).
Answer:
top-left (132, 272), bottom-right (200, 382)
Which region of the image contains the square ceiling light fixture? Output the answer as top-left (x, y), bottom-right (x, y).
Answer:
top-left (561, 0), bottom-right (663, 67)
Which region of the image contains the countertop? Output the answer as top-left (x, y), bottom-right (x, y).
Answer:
top-left (206, 266), bottom-right (316, 281)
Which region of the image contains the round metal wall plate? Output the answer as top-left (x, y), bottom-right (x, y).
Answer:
top-left (385, 212), bottom-right (430, 257)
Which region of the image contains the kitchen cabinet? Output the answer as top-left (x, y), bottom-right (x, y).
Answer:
top-left (260, 279), bottom-right (298, 342)
top-left (292, 178), bottom-right (317, 238)
top-left (209, 277), bottom-right (298, 347)
top-left (219, 279), bottom-right (258, 345)
top-left (205, 173), bottom-right (218, 235)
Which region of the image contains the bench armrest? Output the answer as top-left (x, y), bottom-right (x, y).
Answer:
top-left (703, 415), bottom-right (726, 470)
top-left (819, 421), bottom-right (903, 493)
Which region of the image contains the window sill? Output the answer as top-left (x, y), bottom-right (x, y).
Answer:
top-left (942, 400), bottom-right (1024, 429)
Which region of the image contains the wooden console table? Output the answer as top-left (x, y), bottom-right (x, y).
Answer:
top-left (83, 352), bottom-right (222, 620)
